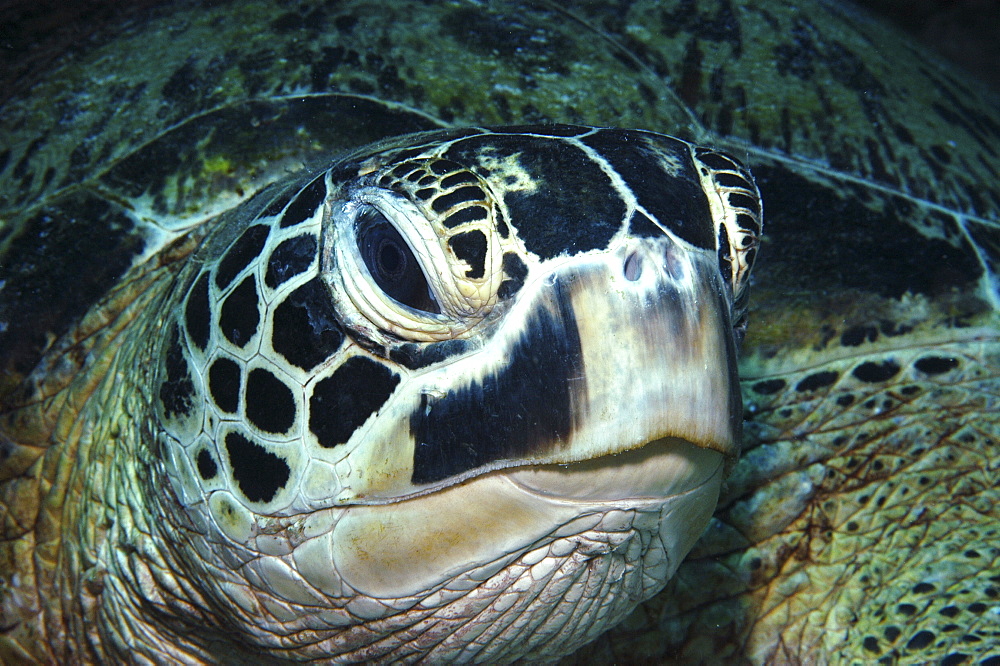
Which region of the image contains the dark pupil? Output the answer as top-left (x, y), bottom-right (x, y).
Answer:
top-left (378, 242), bottom-right (404, 275)
top-left (357, 209), bottom-right (440, 313)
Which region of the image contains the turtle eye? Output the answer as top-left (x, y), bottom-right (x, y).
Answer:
top-left (356, 207), bottom-right (440, 314)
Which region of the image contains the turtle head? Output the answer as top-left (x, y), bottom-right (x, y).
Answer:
top-left (151, 126), bottom-right (761, 660)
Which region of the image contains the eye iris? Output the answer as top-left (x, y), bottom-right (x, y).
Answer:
top-left (377, 240), bottom-right (405, 276)
top-left (357, 208), bottom-right (439, 314)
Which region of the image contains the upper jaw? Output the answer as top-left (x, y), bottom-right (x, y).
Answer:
top-left (331, 237), bottom-right (742, 505)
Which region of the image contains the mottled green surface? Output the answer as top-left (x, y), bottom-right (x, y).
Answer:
top-left (1, 0), bottom-right (999, 663)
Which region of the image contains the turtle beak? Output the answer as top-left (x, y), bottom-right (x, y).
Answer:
top-left (338, 232), bottom-right (742, 499)
top-left (507, 235), bottom-right (743, 472)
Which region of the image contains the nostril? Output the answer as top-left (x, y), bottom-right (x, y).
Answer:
top-left (624, 251), bottom-right (643, 281)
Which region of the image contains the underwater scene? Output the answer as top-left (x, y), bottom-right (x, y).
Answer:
top-left (1, 0), bottom-right (998, 663)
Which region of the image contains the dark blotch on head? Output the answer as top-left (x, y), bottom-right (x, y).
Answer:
top-left (629, 210), bottom-right (663, 238)
top-left (159, 327), bottom-right (195, 418)
top-left (197, 448), bottom-right (218, 480)
top-left (224, 431), bottom-right (290, 503)
top-left (852, 360), bottom-right (900, 383)
top-left (795, 370), bottom-right (838, 392)
top-left (498, 252), bottom-right (528, 300)
top-left (445, 134), bottom-right (626, 259)
top-left (584, 130), bottom-right (715, 250)
top-left (185, 272), bottom-right (212, 350)
top-left (752, 378), bottom-right (786, 395)
top-left (215, 225), bottom-right (270, 291)
top-left (411, 282), bottom-right (583, 484)
top-left (271, 278), bottom-right (345, 370)
top-left (219, 276), bottom-right (260, 347)
top-left (309, 357), bottom-right (400, 448)
top-left (448, 230), bottom-right (488, 279)
top-left (281, 175), bottom-right (327, 228)
top-left (265, 234), bottom-right (317, 289)
top-left (914, 355), bottom-right (960, 375)
top-left (208, 356), bottom-right (241, 414)
top-left (245, 368), bottom-right (296, 434)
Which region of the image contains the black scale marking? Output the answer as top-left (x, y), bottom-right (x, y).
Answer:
top-left (737, 213), bottom-right (758, 234)
top-left (280, 175), bottom-right (327, 228)
top-left (718, 223), bottom-right (733, 286)
top-left (695, 150), bottom-right (739, 172)
top-left (185, 272), bottom-right (212, 350)
top-left (216, 225), bottom-right (270, 291)
top-left (208, 356), bottom-right (241, 414)
top-left (752, 378), bottom-right (786, 395)
top-left (265, 234), bottom-right (317, 289)
top-left (914, 356), bottom-right (960, 375)
top-left (430, 158), bottom-right (466, 175)
top-left (159, 326), bottom-right (195, 418)
top-left (715, 172), bottom-right (753, 189)
top-left (727, 192), bottom-right (761, 218)
top-left (498, 252), bottom-right (528, 300)
top-left (309, 356), bottom-right (400, 449)
top-left (443, 205), bottom-right (488, 229)
top-left (494, 206), bottom-right (509, 238)
top-left (271, 278), bottom-right (345, 371)
top-left (440, 171), bottom-right (480, 188)
top-left (225, 431), bottom-right (290, 503)
top-left (219, 276), bottom-right (260, 347)
top-left (197, 448), bottom-right (218, 480)
top-left (245, 368), bottom-right (296, 434)
top-left (448, 230), bottom-right (488, 279)
top-left (852, 360), bottom-right (901, 383)
top-left (795, 370), bottom-right (839, 392)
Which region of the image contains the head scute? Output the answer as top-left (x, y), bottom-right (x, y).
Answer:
top-left (693, 148), bottom-right (762, 335)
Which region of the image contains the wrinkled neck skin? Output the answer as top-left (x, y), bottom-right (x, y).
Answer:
top-left (41, 291), bottom-right (237, 662)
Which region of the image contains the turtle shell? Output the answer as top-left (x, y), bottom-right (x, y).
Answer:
top-left (1, 0), bottom-right (998, 663)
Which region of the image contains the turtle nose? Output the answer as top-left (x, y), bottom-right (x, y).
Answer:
top-left (621, 238), bottom-right (693, 288)
top-left (623, 250), bottom-right (643, 281)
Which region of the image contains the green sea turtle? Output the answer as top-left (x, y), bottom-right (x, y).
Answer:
top-left (1, 0), bottom-right (997, 663)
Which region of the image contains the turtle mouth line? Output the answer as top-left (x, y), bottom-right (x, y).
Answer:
top-left (504, 436), bottom-right (726, 504)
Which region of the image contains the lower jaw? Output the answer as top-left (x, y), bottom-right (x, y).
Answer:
top-left (325, 437), bottom-right (725, 601)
